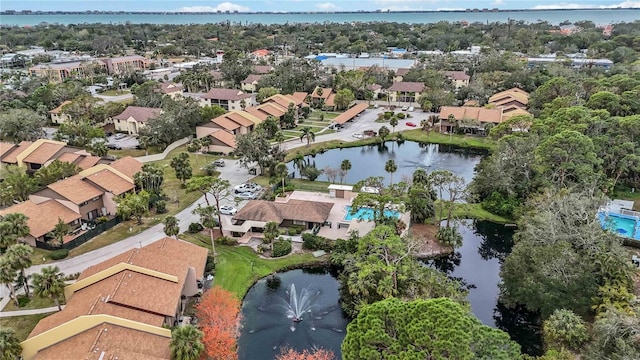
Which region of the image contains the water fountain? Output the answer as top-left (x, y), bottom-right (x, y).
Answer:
top-left (422, 143), bottom-right (439, 167)
top-left (281, 284), bottom-right (320, 331)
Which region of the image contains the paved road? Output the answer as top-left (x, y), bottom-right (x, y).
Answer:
top-left (0, 110), bottom-right (428, 307)
top-left (94, 93), bottom-right (134, 103)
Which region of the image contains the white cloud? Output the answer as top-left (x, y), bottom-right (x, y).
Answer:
top-left (177, 2), bottom-right (250, 12)
top-left (316, 2), bottom-right (340, 10)
top-left (534, 1), bottom-right (640, 9)
top-left (493, 0), bottom-right (505, 4)
top-left (374, 0), bottom-right (440, 11)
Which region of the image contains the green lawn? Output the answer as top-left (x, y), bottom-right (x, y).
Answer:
top-left (253, 176), bottom-right (335, 193)
top-left (2, 295), bottom-right (59, 312)
top-left (402, 129), bottom-right (495, 151)
top-left (181, 234), bottom-right (324, 298)
top-left (99, 89), bottom-right (131, 96)
top-left (0, 314), bottom-right (51, 342)
top-left (309, 111), bottom-right (340, 120)
top-left (68, 218), bottom-right (161, 258)
top-left (449, 203), bottom-right (513, 224)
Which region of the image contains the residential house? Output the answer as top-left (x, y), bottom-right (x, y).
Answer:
top-left (13, 139), bottom-right (88, 174)
top-left (0, 199), bottom-right (81, 247)
top-left (197, 111), bottom-right (261, 137)
top-left (52, 152), bottom-right (103, 170)
top-left (444, 71), bottom-right (471, 88)
top-left (488, 87), bottom-right (529, 110)
top-left (112, 106), bottom-right (162, 135)
top-left (393, 68), bottom-right (411, 83)
top-left (387, 82), bottom-right (425, 103)
top-left (366, 84), bottom-right (382, 99)
top-left (156, 82), bottom-right (184, 99)
top-left (291, 92), bottom-right (309, 104)
top-left (438, 106), bottom-right (505, 134)
top-left (208, 70), bottom-right (227, 87)
top-left (199, 129), bottom-right (237, 155)
top-left (21, 237), bottom-right (208, 360)
top-left (199, 88), bottom-right (257, 111)
top-left (49, 101), bottom-right (72, 124)
top-left (310, 87), bottom-right (334, 109)
top-left (240, 74), bottom-right (262, 93)
top-left (230, 199), bottom-right (334, 236)
top-left (253, 65), bottom-right (274, 74)
top-left (250, 49), bottom-right (271, 60)
top-left (245, 102), bottom-right (287, 122)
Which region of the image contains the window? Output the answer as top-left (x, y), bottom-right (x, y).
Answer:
top-left (293, 220), bottom-right (306, 226)
top-left (92, 196), bottom-right (100, 202)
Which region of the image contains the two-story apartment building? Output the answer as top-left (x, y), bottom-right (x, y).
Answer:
top-left (101, 55), bottom-right (150, 74)
top-left (20, 237), bottom-right (208, 360)
top-left (112, 106), bottom-right (163, 135)
top-left (240, 74), bottom-right (262, 93)
top-left (199, 88), bottom-right (257, 110)
top-left (444, 71), bottom-right (471, 88)
top-left (387, 82), bottom-right (425, 103)
top-left (29, 59), bottom-right (106, 83)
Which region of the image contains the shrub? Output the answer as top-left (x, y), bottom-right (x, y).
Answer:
top-left (272, 240), bottom-right (292, 257)
top-left (397, 112), bottom-right (406, 119)
top-left (50, 248), bottom-right (69, 260)
top-left (96, 216), bottom-right (108, 224)
top-left (155, 200), bottom-right (167, 214)
top-left (216, 236), bottom-right (238, 246)
top-left (203, 163), bottom-right (217, 176)
top-left (543, 309), bottom-right (589, 352)
top-left (302, 233), bottom-right (332, 251)
top-left (287, 226), bottom-right (303, 236)
top-left (188, 222), bottom-right (204, 233)
top-left (481, 191), bottom-right (520, 217)
top-left (205, 255), bottom-right (215, 273)
top-left (17, 295), bottom-right (30, 307)
top-left (436, 226), bottom-right (463, 247)
top-left (63, 272), bottom-right (81, 281)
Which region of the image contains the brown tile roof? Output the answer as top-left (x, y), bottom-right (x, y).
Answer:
top-left (226, 111), bottom-right (258, 127)
top-left (201, 88), bottom-right (253, 101)
top-left (46, 175), bottom-right (105, 204)
top-left (439, 106), bottom-right (505, 124)
top-left (388, 82), bottom-right (425, 93)
top-left (75, 155), bottom-right (102, 170)
top-left (0, 199), bottom-right (80, 238)
top-left (233, 199), bottom-right (334, 224)
top-left (1, 141), bottom-right (32, 164)
top-left (209, 129), bottom-right (236, 148)
top-left (49, 100), bottom-right (72, 114)
top-left (502, 107), bottom-right (532, 119)
top-left (212, 116), bottom-right (241, 131)
top-left (209, 70), bottom-right (224, 80)
top-left (490, 92), bottom-right (529, 107)
top-left (0, 142), bottom-right (16, 159)
top-left (242, 74), bottom-right (262, 84)
top-left (84, 169), bottom-right (134, 195)
top-left (109, 156), bottom-right (143, 178)
top-left (255, 103), bottom-right (286, 118)
top-left (488, 88), bottom-right (529, 104)
top-left (395, 68), bottom-right (411, 76)
top-left (245, 107), bottom-right (269, 121)
top-left (253, 65), bottom-right (274, 74)
top-left (158, 82), bottom-right (183, 94)
top-left (265, 94), bottom-right (302, 108)
top-left (366, 84), bottom-right (382, 91)
top-left (114, 106), bottom-right (162, 123)
top-left (55, 152), bottom-right (81, 164)
top-left (22, 142), bottom-right (66, 165)
top-left (32, 323), bottom-right (171, 360)
top-left (325, 93), bottom-right (336, 107)
top-left (333, 103), bottom-right (369, 125)
top-left (311, 87), bottom-right (332, 99)
top-left (444, 70), bottom-right (470, 81)
top-left (291, 92), bottom-right (309, 103)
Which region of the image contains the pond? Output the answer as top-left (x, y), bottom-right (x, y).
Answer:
top-left (287, 141), bottom-right (484, 185)
top-left (237, 268), bottom-right (348, 360)
top-left (423, 220), bottom-right (543, 356)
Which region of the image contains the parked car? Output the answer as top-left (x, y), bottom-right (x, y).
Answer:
top-left (219, 205), bottom-right (237, 215)
top-left (106, 143), bottom-right (121, 150)
top-left (406, 122), bottom-right (417, 127)
top-left (114, 133), bottom-right (127, 140)
top-left (352, 133), bottom-right (363, 139)
top-left (401, 106), bottom-right (408, 111)
top-left (213, 159), bottom-right (225, 167)
top-left (234, 182), bottom-right (262, 194)
top-left (235, 192), bottom-right (257, 200)
top-left (408, 106), bottom-right (415, 112)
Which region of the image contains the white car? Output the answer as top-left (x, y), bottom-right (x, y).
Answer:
top-left (235, 192), bottom-right (257, 200)
top-left (234, 183), bottom-right (261, 194)
top-left (114, 133), bottom-right (127, 140)
top-left (352, 133), bottom-right (363, 139)
top-left (219, 205), bottom-right (237, 215)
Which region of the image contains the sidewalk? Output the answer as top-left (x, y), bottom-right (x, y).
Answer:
top-left (0, 305), bottom-right (63, 318)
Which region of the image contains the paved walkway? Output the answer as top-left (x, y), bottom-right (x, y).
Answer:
top-left (0, 305), bottom-right (63, 318)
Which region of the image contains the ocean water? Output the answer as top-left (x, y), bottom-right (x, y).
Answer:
top-left (1, 9), bottom-right (638, 26)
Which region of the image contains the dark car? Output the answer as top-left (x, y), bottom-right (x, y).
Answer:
top-left (107, 143), bottom-right (121, 150)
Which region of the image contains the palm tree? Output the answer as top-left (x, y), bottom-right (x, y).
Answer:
top-left (193, 205), bottom-right (217, 256)
top-left (299, 127), bottom-right (315, 147)
top-left (385, 159), bottom-right (398, 186)
top-left (275, 163), bottom-right (288, 196)
top-left (0, 327), bottom-right (22, 360)
top-left (49, 218), bottom-right (71, 247)
top-left (390, 116), bottom-right (398, 133)
top-left (163, 216), bottom-right (180, 240)
top-left (263, 221), bottom-right (280, 252)
top-left (0, 213), bottom-right (30, 250)
top-left (31, 266), bottom-right (66, 311)
top-left (170, 325), bottom-right (204, 360)
top-left (340, 159), bottom-right (352, 184)
top-left (0, 257), bottom-right (18, 306)
top-left (5, 244), bottom-right (32, 298)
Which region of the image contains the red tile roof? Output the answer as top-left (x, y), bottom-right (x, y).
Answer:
top-left (200, 88), bottom-right (253, 101)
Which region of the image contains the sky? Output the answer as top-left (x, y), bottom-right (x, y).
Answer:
top-left (1, 0), bottom-right (640, 12)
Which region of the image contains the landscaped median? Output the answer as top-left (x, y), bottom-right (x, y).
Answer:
top-left (181, 233), bottom-right (324, 298)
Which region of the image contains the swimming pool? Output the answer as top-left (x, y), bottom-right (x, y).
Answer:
top-left (344, 205), bottom-right (401, 221)
top-left (598, 212), bottom-right (640, 240)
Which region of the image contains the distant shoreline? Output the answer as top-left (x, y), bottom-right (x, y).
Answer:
top-left (2, 8), bottom-right (638, 16)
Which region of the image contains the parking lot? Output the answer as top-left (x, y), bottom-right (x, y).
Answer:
top-left (107, 134), bottom-right (139, 149)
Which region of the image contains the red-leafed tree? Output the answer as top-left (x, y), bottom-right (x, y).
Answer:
top-left (276, 348), bottom-right (336, 360)
top-left (196, 286), bottom-right (241, 360)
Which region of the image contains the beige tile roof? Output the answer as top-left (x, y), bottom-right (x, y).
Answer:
top-left (233, 199), bottom-right (334, 224)
top-left (109, 156), bottom-right (143, 178)
top-left (32, 323), bottom-right (171, 360)
top-left (226, 112), bottom-right (257, 127)
top-left (388, 81), bottom-right (425, 93)
top-left (333, 103), bottom-right (369, 125)
top-left (1, 141), bottom-right (32, 164)
top-left (48, 100), bottom-right (72, 114)
top-left (0, 142), bottom-right (16, 159)
top-left (46, 175), bottom-right (105, 204)
top-left (0, 200), bottom-right (80, 238)
top-left (439, 106), bottom-right (505, 124)
top-left (114, 106), bottom-right (162, 123)
top-left (201, 88), bottom-right (253, 101)
top-left (84, 169), bottom-right (134, 195)
top-left (502, 107), bottom-right (532, 119)
top-left (209, 129), bottom-right (236, 148)
top-left (22, 142), bottom-right (66, 164)
top-left (488, 88), bottom-right (529, 104)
